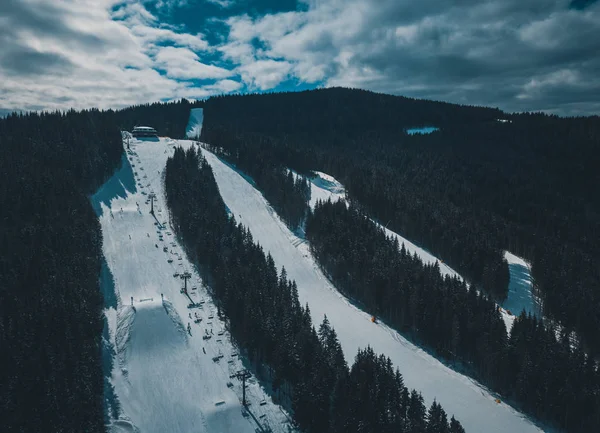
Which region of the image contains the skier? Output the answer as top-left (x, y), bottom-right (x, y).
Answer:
top-left (129, 234), bottom-right (131, 239)
top-left (187, 323), bottom-right (191, 335)
top-left (189, 313), bottom-right (192, 319)
top-left (161, 293), bottom-right (163, 301)
top-left (202, 347), bottom-right (206, 354)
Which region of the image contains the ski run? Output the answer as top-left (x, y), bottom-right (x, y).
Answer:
top-left (95, 107), bottom-right (540, 432)
top-left (200, 146), bottom-right (541, 433)
top-left (94, 137), bottom-right (290, 433)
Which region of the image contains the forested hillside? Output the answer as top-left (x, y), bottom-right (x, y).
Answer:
top-left (164, 146), bottom-right (464, 433)
top-left (307, 199), bottom-right (600, 432)
top-left (200, 88), bottom-right (600, 354)
top-left (0, 109), bottom-right (123, 432)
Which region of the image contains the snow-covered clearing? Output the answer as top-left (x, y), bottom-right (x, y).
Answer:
top-left (406, 126), bottom-right (439, 135)
top-left (502, 252), bottom-right (539, 317)
top-left (199, 146), bottom-right (542, 433)
top-left (92, 135), bottom-right (290, 433)
top-left (185, 107), bottom-right (203, 139)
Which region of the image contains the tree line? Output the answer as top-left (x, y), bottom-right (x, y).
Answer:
top-left (164, 146), bottom-right (464, 433)
top-left (200, 88), bottom-right (600, 354)
top-left (306, 199), bottom-right (600, 432)
top-left (0, 109), bottom-right (123, 432)
top-left (115, 98), bottom-right (203, 139)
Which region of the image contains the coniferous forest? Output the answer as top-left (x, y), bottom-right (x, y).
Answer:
top-left (200, 88), bottom-right (600, 356)
top-left (0, 110), bottom-right (123, 432)
top-left (164, 146), bottom-right (464, 433)
top-left (307, 199), bottom-right (600, 432)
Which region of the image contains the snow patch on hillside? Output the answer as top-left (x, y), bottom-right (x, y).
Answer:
top-left (186, 108), bottom-right (203, 139)
top-left (307, 171), bottom-right (346, 208)
top-left (406, 126), bottom-right (439, 135)
top-left (502, 252), bottom-right (539, 318)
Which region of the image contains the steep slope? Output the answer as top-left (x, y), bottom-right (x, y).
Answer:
top-left (93, 136), bottom-right (290, 433)
top-left (502, 252), bottom-right (539, 317)
top-left (185, 107), bottom-right (204, 139)
top-left (199, 147), bottom-right (542, 433)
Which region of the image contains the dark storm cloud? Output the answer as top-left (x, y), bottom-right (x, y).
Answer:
top-left (0, 46), bottom-right (74, 76)
top-left (0, 0), bottom-right (105, 48)
top-left (569, 0), bottom-right (599, 10)
top-left (261, 0), bottom-right (600, 114)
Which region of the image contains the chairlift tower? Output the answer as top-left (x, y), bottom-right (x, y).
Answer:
top-left (148, 192), bottom-right (156, 215)
top-left (230, 370), bottom-right (252, 406)
top-left (181, 271), bottom-right (192, 292)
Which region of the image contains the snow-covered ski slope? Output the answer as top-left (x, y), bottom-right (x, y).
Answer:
top-left (92, 137), bottom-right (290, 433)
top-left (503, 252), bottom-right (539, 317)
top-left (199, 147), bottom-right (542, 433)
top-left (304, 170), bottom-right (519, 329)
top-left (185, 107), bottom-right (203, 139)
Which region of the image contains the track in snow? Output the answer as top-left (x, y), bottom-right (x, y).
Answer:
top-left (199, 146), bottom-right (542, 433)
top-left (93, 137), bottom-right (290, 433)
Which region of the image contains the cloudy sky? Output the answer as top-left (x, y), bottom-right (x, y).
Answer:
top-left (1, 0), bottom-right (599, 116)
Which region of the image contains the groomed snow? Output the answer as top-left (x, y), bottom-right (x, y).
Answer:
top-left (185, 108), bottom-right (204, 139)
top-left (93, 137), bottom-right (290, 433)
top-left (502, 252), bottom-right (539, 317)
top-left (199, 146), bottom-right (542, 433)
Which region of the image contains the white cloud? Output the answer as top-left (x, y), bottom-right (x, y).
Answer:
top-left (207, 0), bottom-right (235, 8)
top-left (0, 0), bottom-right (236, 113)
top-left (154, 46), bottom-right (232, 80)
top-left (238, 59), bottom-right (292, 90)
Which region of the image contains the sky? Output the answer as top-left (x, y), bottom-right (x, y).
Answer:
top-left (1, 0), bottom-right (599, 116)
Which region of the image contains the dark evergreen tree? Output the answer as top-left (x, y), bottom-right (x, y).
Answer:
top-left (0, 109), bottom-right (123, 432)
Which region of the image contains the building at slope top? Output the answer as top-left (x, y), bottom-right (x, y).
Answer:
top-left (132, 126), bottom-right (158, 138)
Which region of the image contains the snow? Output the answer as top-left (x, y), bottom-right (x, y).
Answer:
top-left (406, 126), bottom-right (439, 135)
top-left (305, 169), bottom-right (460, 279)
top-left (305, 170), bottom-right (518, 330)
top-left (306, 171), bottom-right (346, 208)
top-left (502, 252), bottom-right (539, 318)
top-left (199, 146), bottom-right (542, 433)
top-left (92, 137), bottom-right (290, 433)
top-left (185, 108), bottom-right (203, 139)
